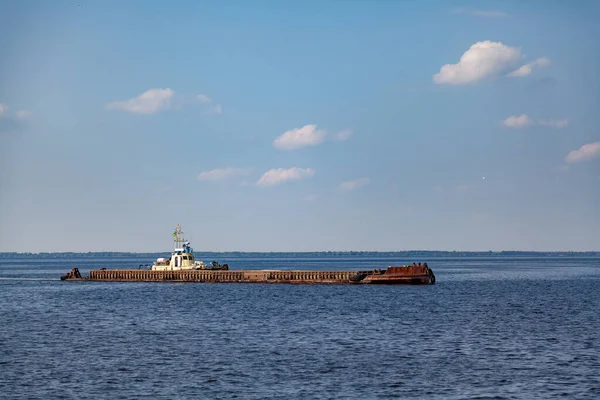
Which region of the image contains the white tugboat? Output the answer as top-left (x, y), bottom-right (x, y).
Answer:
top-left (151, 224), bottom-right (228, 271)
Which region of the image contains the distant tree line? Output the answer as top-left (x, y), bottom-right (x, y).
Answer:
top-left (0, 251), bottom-right (598, 258)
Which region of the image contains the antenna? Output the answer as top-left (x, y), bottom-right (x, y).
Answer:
top-left (173, 224), bottom-right (183, 250)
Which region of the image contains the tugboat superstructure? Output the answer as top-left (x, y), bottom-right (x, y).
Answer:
top-left (151, 224), bottom-right (228, 271)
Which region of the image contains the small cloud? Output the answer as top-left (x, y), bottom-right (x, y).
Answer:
top-left (503, 114), bottom-right (568, 129)
top-left (334, 129), bottom-right (352, 141)
top-left (433, 41), bottom-right (522, 85)
top-left (564, 142), bottom-right (600, 163)
top-left (14, 110), bottom-right (33, 120)
top-left (197, 167), bottom-right (251, 182)
top-left (273, 124), bottom-right (326, 150)
top-left (503, 114), bottom-right (533, 128)
top-left (339, 178), bottom-right (370, 191)
top-left (196, 94), bottom-right (212, 103)
top-left (257, 167), bottom-right (315, 187)
top-left (303, 194), bottom-right (320, 202)
top-left (0, 104), bottom-right (33, 120)
top-left (433, 185), bottom-right (443, 193)
top-left (538, 119), bottom-right (568, 129)
top-left (452, 8), bottom-right (508, 18)
top-left (507, 57), bottom-right (551, 78)
top-left (106, 88), bottom-right (174, 115)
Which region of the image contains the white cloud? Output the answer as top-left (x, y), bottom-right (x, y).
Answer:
top-left (452, 8), bottom-right (508, 18)
top-left (106, 88), bottom-right (174, 115)
top-left (273, 124), bottom-right (326, 150)
top-left (303, 194), bottom-right (320, 202)
top-left (14, 110), bottom-right (33, 120)
top-left (0, 103), bottom-right (7, 117)
top-left (503, 114), bottom-right (568, 129)
top-left (257, 167), bottom-right (315, 186)
top-left (339, 178), bottom-right (370, 191)
top-left (197, 94), bottom-right (212, 103)
top-left (273, 124), bottom-right (353, 148)
top-left (334, 129), bottom-right (352, 141)
top-left (508, 57), bottom-right (551, 77)
top-left (564, 142), bottom-right (600, 163)
top-left (434, 41), bottom-right (522, 85)
top-left (503, 114), bottom-right (533, 128)
top-left (197, 167), bottom-right (251, 182)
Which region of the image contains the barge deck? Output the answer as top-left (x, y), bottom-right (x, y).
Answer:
top-left (61, 265), bottom-right (435, 284)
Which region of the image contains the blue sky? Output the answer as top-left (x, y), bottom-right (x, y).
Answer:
top-left (1, 0), bottom-right (599, 252)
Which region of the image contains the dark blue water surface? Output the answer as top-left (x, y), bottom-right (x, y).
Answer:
top-left (1, 254), bottom-right (599, 399)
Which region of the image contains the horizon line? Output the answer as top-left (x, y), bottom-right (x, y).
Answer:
top-left (1, 250), bottom-right (599, 255)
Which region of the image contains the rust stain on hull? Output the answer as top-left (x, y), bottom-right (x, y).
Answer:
top-left (61, 265), bottom-right (436, 285)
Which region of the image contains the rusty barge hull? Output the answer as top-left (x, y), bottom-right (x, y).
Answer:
top-left (61, 266), bottom-right (435, 285)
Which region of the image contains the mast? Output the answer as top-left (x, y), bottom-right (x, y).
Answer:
top-left (173, 224), bottom-right (183, 250)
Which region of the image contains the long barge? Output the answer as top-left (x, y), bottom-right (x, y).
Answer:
top-left (61, 265), bottom-right (435, 284)
top-left (60, 225), bottom-right (436, 285)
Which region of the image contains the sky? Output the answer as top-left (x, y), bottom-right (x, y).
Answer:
top-left (1, 0), bottom-right (599, 252)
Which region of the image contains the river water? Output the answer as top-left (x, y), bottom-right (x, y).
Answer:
top-left (1, 254), bottom-right (599, 399)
